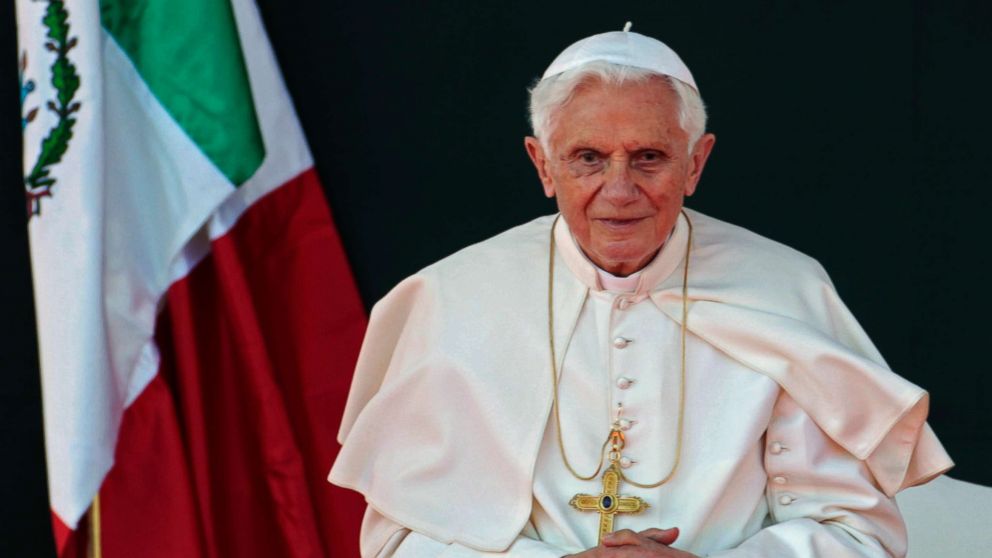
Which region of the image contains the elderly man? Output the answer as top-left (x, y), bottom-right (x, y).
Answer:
top-left (329, 27), bottom-right (952, 557)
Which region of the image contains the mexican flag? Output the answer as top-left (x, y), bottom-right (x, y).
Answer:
top-left (17, 0), bottom-right (367, 555)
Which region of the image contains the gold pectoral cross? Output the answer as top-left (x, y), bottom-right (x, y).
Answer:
top-left (569, 463), bottom-right (649, 544)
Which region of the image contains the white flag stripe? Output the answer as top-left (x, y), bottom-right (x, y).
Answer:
top-left (19, 4), bottom-right (112, 530)
top-left (40, 28), bottom-right (235, 526)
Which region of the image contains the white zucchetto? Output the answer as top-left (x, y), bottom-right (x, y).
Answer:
top-left (541, 23), bottom-right (699, 93)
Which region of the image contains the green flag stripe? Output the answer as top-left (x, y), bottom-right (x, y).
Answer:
top-left (100, 0), bottom-right (265, 186)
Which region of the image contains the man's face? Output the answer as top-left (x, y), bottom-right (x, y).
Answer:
top-left (525, 77), bottom-right (715, 276)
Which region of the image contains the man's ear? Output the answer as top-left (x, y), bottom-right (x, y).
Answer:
top-left (684, 132), bottom-right (715, 197)
top-left (524, 136), bottom-right (556, 198)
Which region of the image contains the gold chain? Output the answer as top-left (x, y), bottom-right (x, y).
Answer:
top-left (548, 211), bottom-right (693, 489)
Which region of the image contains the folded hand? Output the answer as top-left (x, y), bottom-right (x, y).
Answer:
top-left (564, 528), bottom-right (699, 557)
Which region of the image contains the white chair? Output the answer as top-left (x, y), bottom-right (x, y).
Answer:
top-left (896, 475), bottom-right (992, 557)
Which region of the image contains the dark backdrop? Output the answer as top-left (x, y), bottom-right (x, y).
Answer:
top-left (3, 1), bottom-right (990, 555)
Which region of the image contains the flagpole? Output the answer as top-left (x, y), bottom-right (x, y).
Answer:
top-left (88, 493), bottom-right (102, 558)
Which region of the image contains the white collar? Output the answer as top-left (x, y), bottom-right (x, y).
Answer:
top-left (596, 267), bottom-right (641, 293)
top-left (554, 214), bottom-right (689, 298)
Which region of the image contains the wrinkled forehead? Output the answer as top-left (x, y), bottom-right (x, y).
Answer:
top-left (550, 79), bottom-right (688, 150)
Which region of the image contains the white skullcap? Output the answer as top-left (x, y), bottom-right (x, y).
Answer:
top-left (541, 23), bottom-right (699, 93)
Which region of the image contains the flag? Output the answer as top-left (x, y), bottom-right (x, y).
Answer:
top-left (16, 0), bottom-right (367, 555)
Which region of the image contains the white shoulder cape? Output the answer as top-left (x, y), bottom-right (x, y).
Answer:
top-left (328, 209), bottom-right (953, 552)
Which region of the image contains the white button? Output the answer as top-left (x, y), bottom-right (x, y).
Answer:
top-left (769, 441), bottom-right (785, 455)
top-left (613, 337), bottom-right (632, 349)
top-left (616, 377), bottom-right (634, 390)
top-left (619, 456), bottom-right (635, 469)
top-left (617, 418), bottom-right (635, 431)
top-left (618, 298), bottom-right (632, 310)
top-left (778, 495), bottom-right (795, 506)
top-left (772, 476), bottom-right (787, 485)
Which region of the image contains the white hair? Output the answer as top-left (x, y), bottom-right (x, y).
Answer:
top-left (528, 61), bottom-right (707, 154)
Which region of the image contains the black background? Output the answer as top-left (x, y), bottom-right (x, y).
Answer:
top-left (3, 1), bottom-right (990, 555)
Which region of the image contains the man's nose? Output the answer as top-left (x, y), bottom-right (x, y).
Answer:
top-left (600, 159), bottom-right (639, 204)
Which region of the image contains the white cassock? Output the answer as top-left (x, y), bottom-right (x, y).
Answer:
top-left (329, 210), bottom-right (953, 557)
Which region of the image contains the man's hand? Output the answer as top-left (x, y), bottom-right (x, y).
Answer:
top-left (563, 528), bottom-right (699, 557)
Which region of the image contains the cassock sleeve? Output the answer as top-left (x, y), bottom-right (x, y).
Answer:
top-left (360, 505), bottom-right (572, 558)
top-left (709, 392), bottom-right (907, 558)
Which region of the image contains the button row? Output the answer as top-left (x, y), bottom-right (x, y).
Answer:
top-left (768, 438), bottom-right (793, 505)
top-left (611, 332), bottom-right (636, 469)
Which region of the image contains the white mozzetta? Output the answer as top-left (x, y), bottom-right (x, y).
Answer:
top-left (329, 210), bottom-right (952, 554)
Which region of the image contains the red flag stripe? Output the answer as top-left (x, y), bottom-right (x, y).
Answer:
top-left (57, 169), bottom-right (367, 557)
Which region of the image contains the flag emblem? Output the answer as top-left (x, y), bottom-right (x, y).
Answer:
top-left (22, 0), bottom-right (81, 218)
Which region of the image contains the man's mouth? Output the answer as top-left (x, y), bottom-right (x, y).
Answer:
top-left (597, 217), bottom-right (646, 229)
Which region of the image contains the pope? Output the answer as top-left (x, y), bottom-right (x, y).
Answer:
top-left (329, 25), bottom-right (953, 557)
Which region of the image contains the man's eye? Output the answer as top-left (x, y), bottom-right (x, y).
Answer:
top-left (633, 151), bottom-right (667, 169)
top-left (566, 151), bottom-right (605, 177)
top-left (579, 152), bottom-right (600, 164)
